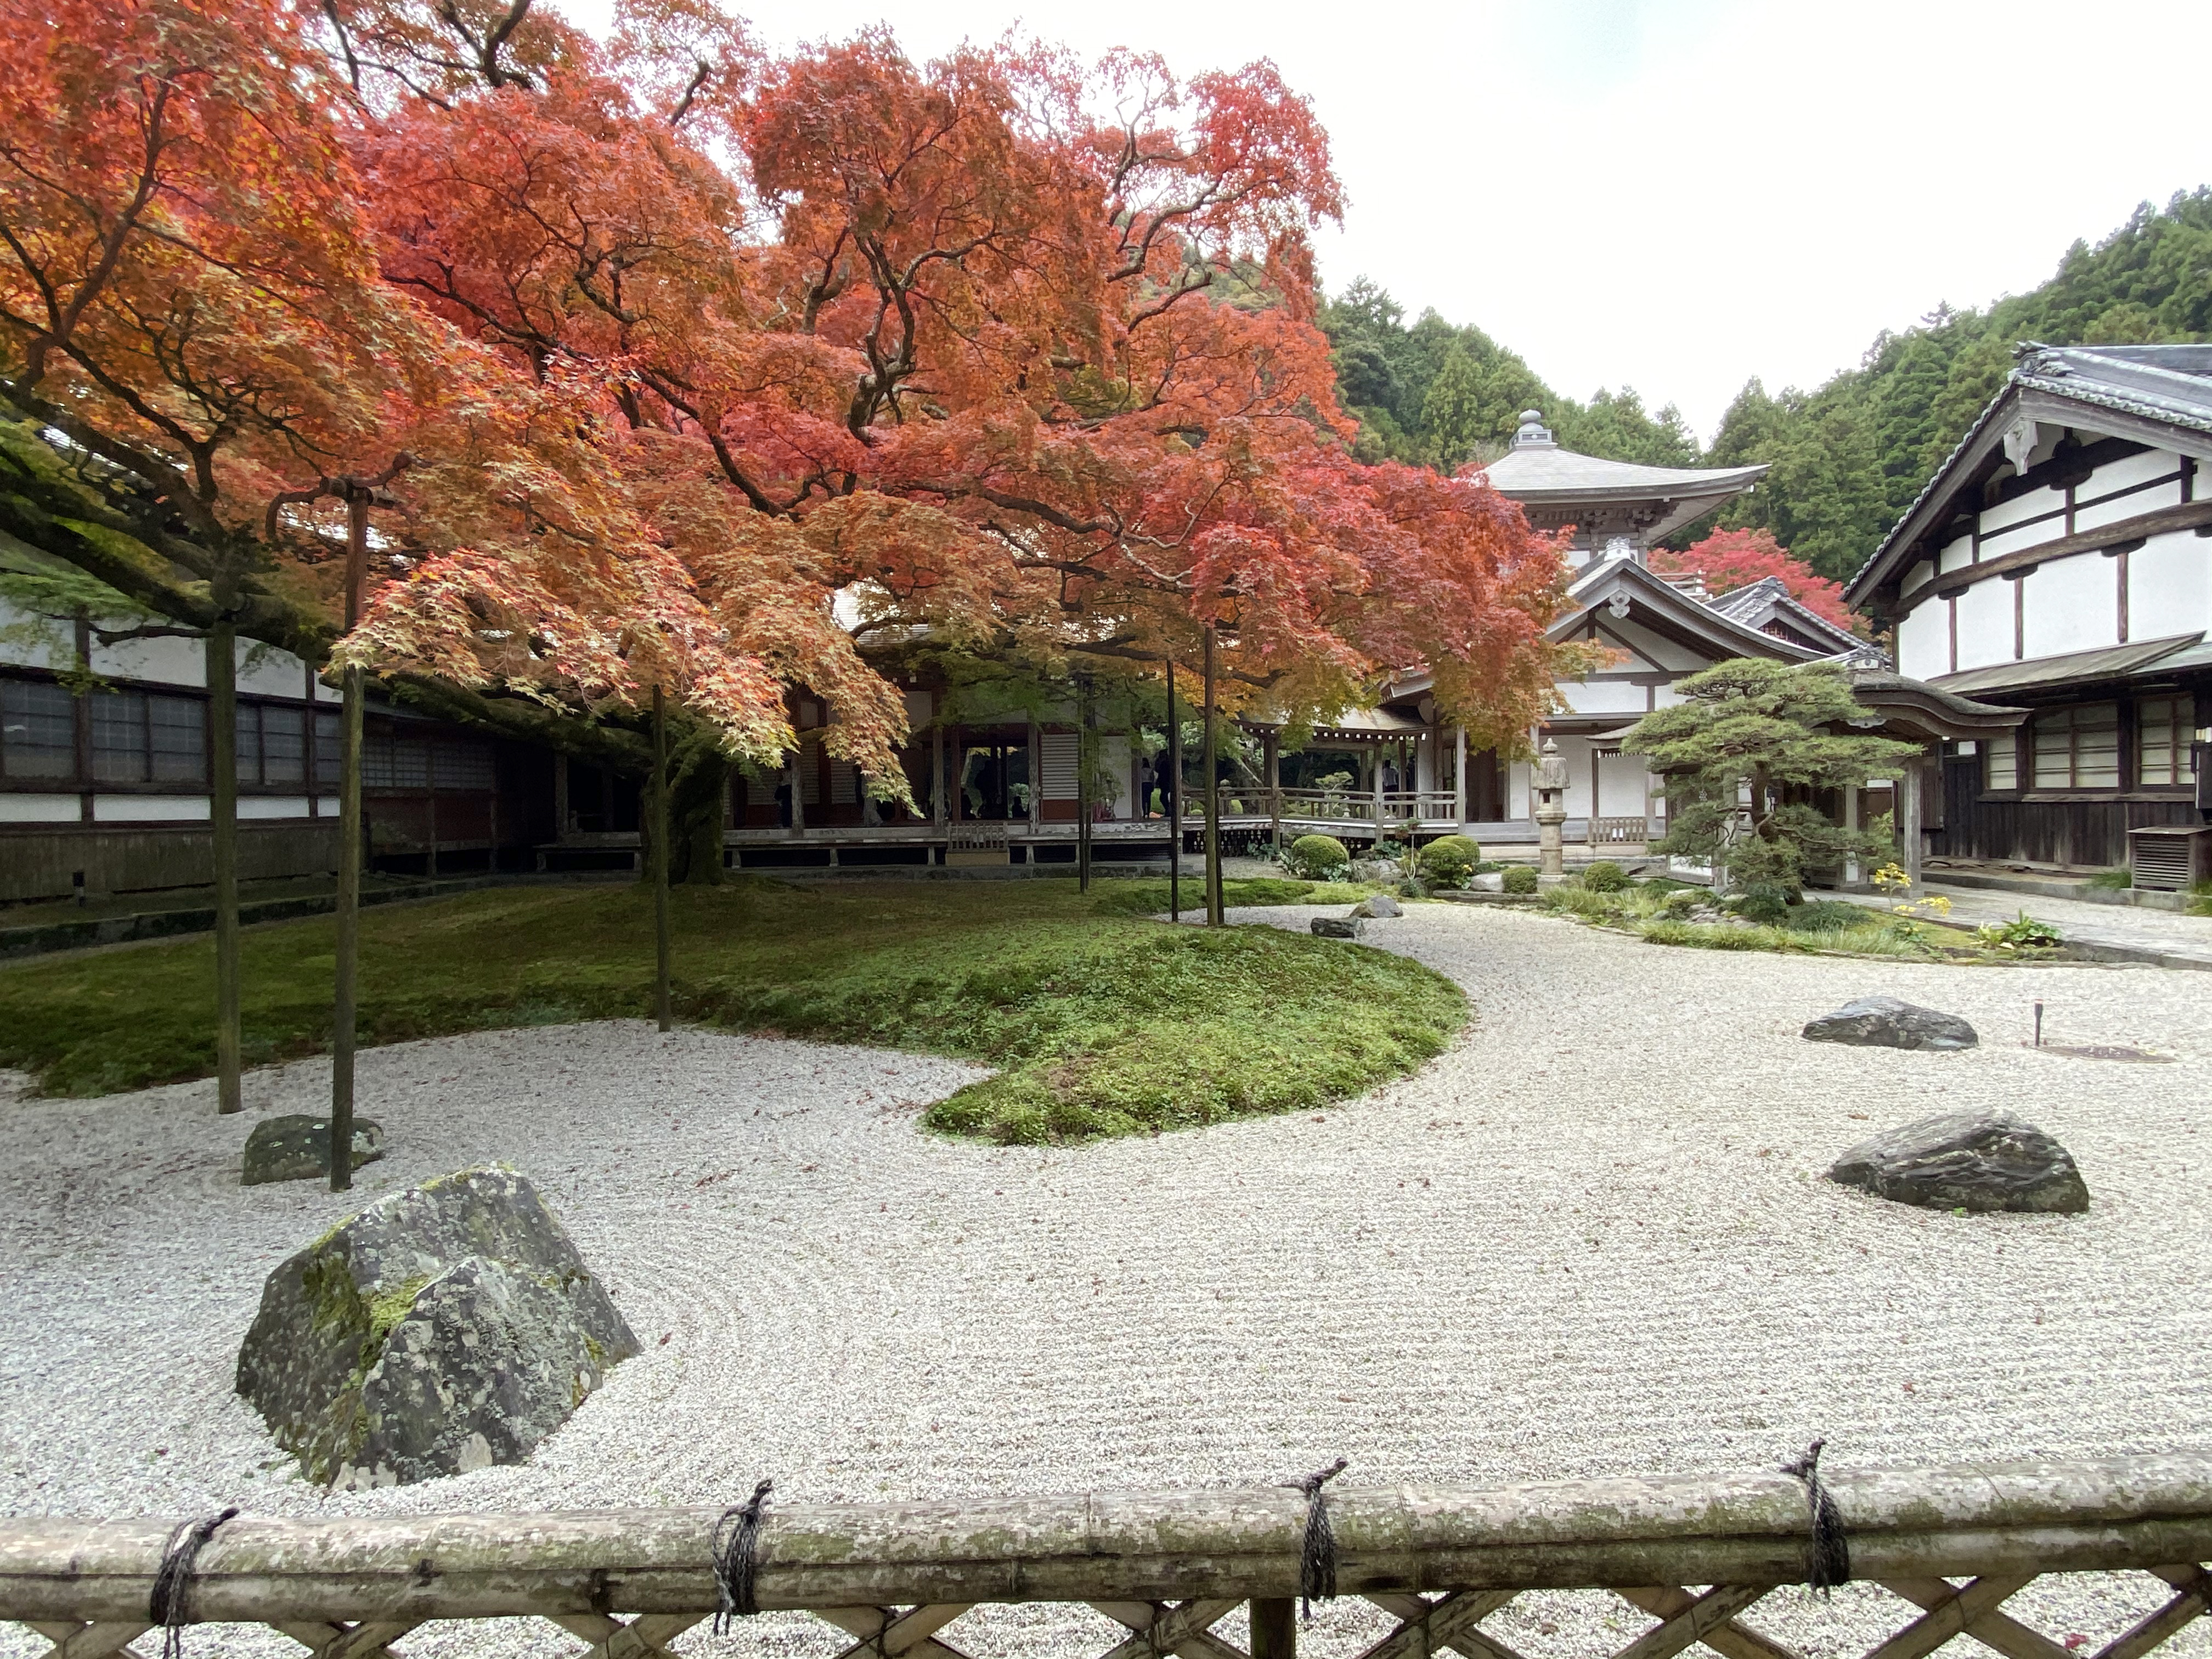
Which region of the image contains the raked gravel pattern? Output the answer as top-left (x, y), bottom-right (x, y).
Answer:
top-left (4, 901), bottom-right (2212, 1659)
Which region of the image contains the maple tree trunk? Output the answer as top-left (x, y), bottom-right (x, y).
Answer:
top-left (1166, 657), bottom-right (1181, 924)
top-left (652, 686), bottom-right (671, 1033)
top-left (331, 490), bottom-right (367, 1190)
top-left (1076, 685), bottom-right (1092, 893)
top-left (208, 616), bottom-right (242, 1114)
top-left (1203, 626), bottom-right (1223, 928)
top-left (665, 742), bottom-right (727, 886)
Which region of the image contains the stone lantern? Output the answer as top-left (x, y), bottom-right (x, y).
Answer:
top-left (1533, 738), bottom-right (1569, 878)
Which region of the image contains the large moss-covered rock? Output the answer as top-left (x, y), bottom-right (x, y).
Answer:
top-left (235, 1167), bottom-right (639, 1488)
top-left (241, 1114), bottom-right (383, 1186)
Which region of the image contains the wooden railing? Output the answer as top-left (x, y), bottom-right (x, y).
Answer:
top-left (1587, 816), bottom-right (1655, 847)
top-left (7, 1454), bottom-right (2212, 1659)
top-left (1274, 790), bottom-right (1462, 828)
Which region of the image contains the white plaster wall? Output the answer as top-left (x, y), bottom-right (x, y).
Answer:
top-left (90, 631), bottom-right (202, 686)
top-left (0, 598), bottom-right (73, 672)
top-left (1981, 484), bottom-right (2066, 534)
top-left (1953, 578), bottom-right (2013, 673)
top-left (0, 794), bottom-right (80, 822)
top-left (237, 641), bottom-right (312, 698)
top-left (1596, 751), bottom-right (1651, 817)
top-left (1651, 684), bottom-right (1686, 708)
top-left (1551, 735), bottom-right (1593, 818)
top-left (1896, 602), bottom-right (1948, 680)
top-left (1937, 537), bottom-right (1976, 575)
top-left (2130, 532), bottom-right (2210, 635)
top-left (1980, 515), bottom-right (2064, 562)
top-left (1555, 679), bottom-right (1649, 714)
top-left (1599, 616), bottom-right (1706, 673)
top-left (239, 797), bottom-right (315, 820)
top-left (1901, 559), bottom-right (1934, 598)
top-left (2080, 448), bottom-right (2179, 501)
top-left (1506, 758), bottom-right (1532, 817)
top-left (2075, 484), bottom-right (2180, 534)
top-left (93, 795), bottom-right (211, 821)
top-left (2021, 552), bottom-right (2118, 660)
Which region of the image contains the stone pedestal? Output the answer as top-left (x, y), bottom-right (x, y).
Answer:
top-left (1534, 738), bottom-right (1568, 879)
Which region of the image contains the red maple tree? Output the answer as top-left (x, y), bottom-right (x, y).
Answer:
top-left (1649, 528), bottom-right (1860, 635)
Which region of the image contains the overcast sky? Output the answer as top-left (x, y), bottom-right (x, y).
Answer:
top-left (578, 0), bottom-right (2212, 444)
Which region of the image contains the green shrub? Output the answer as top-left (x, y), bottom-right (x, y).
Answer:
top-left (1471, 860), bottom-right (1504, 875)
top-left (1655, 888), bottom-right (1705, 919)
top-left (1417, 834), bottom-right (1481, 887)
top-left (1579, 860), bottom-right (1630, 893)
top-left (1974, 910), bottom-right (2063, 952)
top-left (1787, 899), bottom-right (1865, 934)
top-left (1286, 834), bottom-right (1350, 878)
top-left (1501, 865), bottom-right (1539, 895)
top-left (1726, 884), bottom-right (1792, 927)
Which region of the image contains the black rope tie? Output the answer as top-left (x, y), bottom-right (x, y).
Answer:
top-left (1286, 1458), bottom-right (1348, 1623)
top-left (710, 1479), bottom-right (773, 1634)
top-left (1781, 1438), bottom-right (1850, 1596)
top-left (148, 1506), bottom-right (239, 1659)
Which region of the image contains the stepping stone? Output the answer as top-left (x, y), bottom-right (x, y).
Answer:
top-left (1311, 917), bottom-right (1364, 939)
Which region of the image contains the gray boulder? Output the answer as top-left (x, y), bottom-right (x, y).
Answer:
top-left (1469, 872), bottom-right (1505, 893)
top-left (242, 1114), bottom-right (383, 1186)
top-left (1829, 1110), bottom-right (2088, 1214)
top-left (1352, 893), bottom-right (1403, 919)
top-left (236, 1166), bottom-right (638, 1488)
top-left (1311, 916), bottom-right (1364, 939)
top-left (1803, 995), bottom-right (1977, 1051)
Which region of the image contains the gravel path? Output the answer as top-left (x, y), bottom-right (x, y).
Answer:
top-left (4, 902), bottom-right (2210, 1659)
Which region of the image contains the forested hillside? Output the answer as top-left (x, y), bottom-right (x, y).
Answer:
top-left (1325, 189), bottom-right (2212, 584)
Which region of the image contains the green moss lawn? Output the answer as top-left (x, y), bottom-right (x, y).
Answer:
top-left (0, 877), bottom-right (1465, 1144)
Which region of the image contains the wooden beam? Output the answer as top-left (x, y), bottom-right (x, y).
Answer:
top-left (1926, 499), bottom-right (2212, 599)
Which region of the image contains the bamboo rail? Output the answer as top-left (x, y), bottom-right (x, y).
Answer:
top-left (7, 1455), bottom-right (2212, 1659)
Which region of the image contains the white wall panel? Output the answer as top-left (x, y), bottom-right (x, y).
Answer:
top-left (1600, 615), bottom-right (1706, 672)
top-left (2021, 552), bottom-right (2117, 659)
top-left (91, 631), bottom-right (205, 686)
top-left (1980, 484), bottom-right (2066, 533)
top-left (1895, 602), bottom-right (1947, 679)
top-left (0, 599), bottom-right (73, 671)
top-left (2074, 482), bottom-right (2180, 533)
top-left (237, 641), bottom-right (312, 698)
top-left (239, 797), bottom-right (314, 819)
top-left (1901, 559), bottom-right (1934, 597)
top-left (2130, 532), bottom-right (2210, 635)
top-left (1953, 577), bottom-right (2012, 672)
top-left (2080, 448), bottom-right (2179, 500)
top-left (1936, 535), bottom-right (1973, 574)
top-left (1507, 759), bottom-right (1532, 816)
top-left (93, 794), bottom-right (211, 821)
top-left (1595, 752), bottom-right (1650, 817)
top-left (0, 794), bottom-right (81, 822)
top-left (1555, 679), bottom-right (1648, 713)
top-left (1979, 517), bottom-right (2062, 561)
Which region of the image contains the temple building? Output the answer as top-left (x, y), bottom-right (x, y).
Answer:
top-left (1846, 344), bottom-right (2212, 879)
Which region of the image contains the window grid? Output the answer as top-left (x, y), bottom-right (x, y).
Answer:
top-left (1984, 732), bottom-right (2019, 791)
top-left (2032, 703), bottom-right (2120, 790)
top-left (2137, 696), bottom-right (2190, 787)
top-left (1, 679), bottom-right (75, 780)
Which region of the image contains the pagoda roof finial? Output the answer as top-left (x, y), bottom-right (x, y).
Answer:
top-left (1512, 409), bottom-right (1556, 449)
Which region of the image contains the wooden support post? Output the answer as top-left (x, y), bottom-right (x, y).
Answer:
top-left (1902, 751), bottom-right (1925, 894)
top-left (1372, 742), bottom-right (1385, 839)
top-left (332, 486), bottom-right (368, 1181)
top-left (1166, 657), bottom-right (1182, 924)
top-left (1203, 626), bottom-right (1223, 927)
top-left (209, 613), bottom-right (241, 1115)
top-left (1454, 726), bottom-right (1468, 826)
top-left (1076, 686), bottom-right (1092, 893)
top-left (931, 716), bottom-right (946, 831)
top-left (1251, 1598), bottom-right (1295, 1659)
top-left (1264, 729), bottom-right (1281, 858)
top-left (653, 684), bottom-right (671, 1035)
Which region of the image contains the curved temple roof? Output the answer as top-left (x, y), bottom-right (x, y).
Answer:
top-left (1478, 410), bottom-right (1768, 540)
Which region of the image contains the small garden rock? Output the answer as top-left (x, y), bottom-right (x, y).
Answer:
top-left (1469, 872), bottom-right (1504, 892)
top-left (236, 1166), bottom-right (639, 1488)
top-left (1802, 995), bottom-right (1977, 1051)
top-left (242, 1114), bottom-right (384, 1186)
top-left (1311, 917), bottom-right (1364, 939)
top-left (1827, 1110), bottom-right (2089, 1213)
top-left (1352, 894), bottom-right (1402, 919)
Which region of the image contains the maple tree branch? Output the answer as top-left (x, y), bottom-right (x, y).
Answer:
top-left (668, 60), bottom-right (712, 126)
